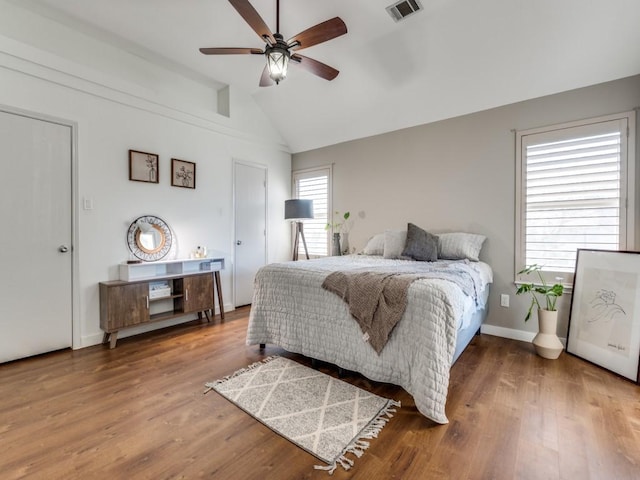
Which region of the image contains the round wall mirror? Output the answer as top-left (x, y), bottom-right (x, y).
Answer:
top-left (126, 215), bottom-right (172, 261)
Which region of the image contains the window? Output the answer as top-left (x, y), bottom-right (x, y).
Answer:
top-left (292, 166), bottom-right (332, 257)
top-left (516, 112), bottom-right (635, 285)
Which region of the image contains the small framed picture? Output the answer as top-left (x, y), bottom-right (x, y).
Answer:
top-left (129, 150), bottom-right (159, 183)
top-left (567, 249), bottom-right (640, 383)
top-left (171, 158), bottom-right (196, 189)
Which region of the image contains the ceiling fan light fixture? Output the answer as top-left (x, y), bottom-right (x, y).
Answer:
top-left (199, 0), bottom-right (347, 86)
top-left (266, 47), bottom-right (290, 84)
top-left (265, 32), bottom-right (291, 85)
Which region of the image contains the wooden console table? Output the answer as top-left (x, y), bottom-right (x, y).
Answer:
top-left (100, 258), bottom-right (224, 348)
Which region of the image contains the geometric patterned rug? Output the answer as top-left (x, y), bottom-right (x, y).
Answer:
top-left (205, 356), bottom-right (400, 474)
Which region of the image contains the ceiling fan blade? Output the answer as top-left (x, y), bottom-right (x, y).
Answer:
top-left (288, 17), bottom-right (347, 51)
top-left (199, 47), bottom-right (264, 55)
top-left (259, 65), bottom-right (275, 87)
top-left (228, 0), bottom-right (274, 44)
top-left (290, 54), bottom-right (339, 81)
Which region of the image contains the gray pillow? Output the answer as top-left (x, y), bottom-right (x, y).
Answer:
top-left (402, 223), bottom-right (438, 261)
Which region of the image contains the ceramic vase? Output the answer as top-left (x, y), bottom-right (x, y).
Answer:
top-left (332, 233), bottom-right (342, 256)
top-left (341, 233), bottom-right (349, 255)
top-left (532, 309), bottom-right (563, 359)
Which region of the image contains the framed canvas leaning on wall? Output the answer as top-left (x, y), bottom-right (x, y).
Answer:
top-left (567, 249), bottom-right (640, 383)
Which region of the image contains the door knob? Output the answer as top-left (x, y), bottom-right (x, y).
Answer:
top-left (59, 245), bottom-right (70, 253)
top-left (236, 240), bottom-right (243, 245)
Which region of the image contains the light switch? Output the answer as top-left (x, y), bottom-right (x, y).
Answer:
top-left (500, 294), bottom-right (509, 308)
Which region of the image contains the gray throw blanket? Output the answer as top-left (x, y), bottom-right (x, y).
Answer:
top-left (322, 270), bottom-right (425, 354)
top-left (322, 262), bottom-right (481, 354)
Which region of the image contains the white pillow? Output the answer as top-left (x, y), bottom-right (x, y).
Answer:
top-left (438, 232), bottom-right (486, 261)
top-left (383, 230), bottom-right (408, 259)
top-left (362, 233), bottom-right (385, 255)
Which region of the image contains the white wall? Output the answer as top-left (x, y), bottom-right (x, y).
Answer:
top-left (0, 2), bottom-right (292, 348)
top-left (293, 75), bottom-right (640, 341)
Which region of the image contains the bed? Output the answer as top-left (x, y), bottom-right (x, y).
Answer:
top-left (246, 224), bottom-right (493, 423)
top-left (246, 247), bottom-right (492, 424)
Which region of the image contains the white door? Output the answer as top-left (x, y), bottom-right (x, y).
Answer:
top-left (234, 162), bottom-right (267, 307)
top-left (0, 109), bottom-right (73, 363)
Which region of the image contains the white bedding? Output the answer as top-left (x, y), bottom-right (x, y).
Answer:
top-left (246, 255), bottom-right (492, 424)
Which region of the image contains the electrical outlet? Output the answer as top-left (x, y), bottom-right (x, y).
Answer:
top-left (500, 294), bottom-right (510, 308)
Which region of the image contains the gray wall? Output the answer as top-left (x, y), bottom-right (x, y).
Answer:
top-left (292, 74), bottom-right (640, 339)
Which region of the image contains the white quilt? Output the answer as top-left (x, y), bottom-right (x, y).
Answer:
top-left (246, 255), bottom-right (492, 424)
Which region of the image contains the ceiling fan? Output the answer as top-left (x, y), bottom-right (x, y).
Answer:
top-left (199, 0), bottom-right (347, 86)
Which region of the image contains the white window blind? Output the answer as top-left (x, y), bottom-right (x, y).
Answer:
top-left (293, 167), bottom-right (331, 257)
top-left (516, 112), bottom-right (635, 284)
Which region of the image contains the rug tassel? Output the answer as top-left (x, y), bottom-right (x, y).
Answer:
top-left (314, 463), bottom-right (337, 474)
top-left (314, 455), bottom-right (354, 475)
top-left (314, 399), bottom-right (401, 475)
top-left (204, 356), bottom-right (279, 393)
top-left (347, 439), bottom-right (370, 457)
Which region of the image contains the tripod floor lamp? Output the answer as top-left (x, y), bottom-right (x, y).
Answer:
top-left (285, 199), bottom-right (314, 261)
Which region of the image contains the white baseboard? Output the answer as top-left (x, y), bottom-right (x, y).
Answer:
top-left (81, 332), bottom-right (105, 348)
top-left (481, 324), bottom-right (566, 347)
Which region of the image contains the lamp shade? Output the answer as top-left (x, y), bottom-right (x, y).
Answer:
top-left (284, 199), bottom-right (314, 220)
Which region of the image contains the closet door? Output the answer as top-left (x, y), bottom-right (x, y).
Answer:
top-left (234, 162), bottom-right (267, 307)
top-left (0, 109), bottom-right (73, 362)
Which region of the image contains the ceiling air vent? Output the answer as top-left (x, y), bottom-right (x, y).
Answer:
top-left (386, 0), bottom-right (423, 22)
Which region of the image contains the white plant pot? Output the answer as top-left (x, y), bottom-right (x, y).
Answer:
top-left (532, 309), bottom-right (563, 359)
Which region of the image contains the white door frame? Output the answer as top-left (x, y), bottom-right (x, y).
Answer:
top-left (1, 104), bottom-right (80, 349)
top-left (232, 159), bottom-right (268, 307)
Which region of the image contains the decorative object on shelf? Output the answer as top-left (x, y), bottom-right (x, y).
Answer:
top-left (129, 150), bottom-right (159, 183)
top-left (149, 281), bottom-right (171, 299)
top-left (126, 215), bottom-right (173, 262)
top-left (567, 249), bottom-right (640, 383)
top-left (516, 264), bottom-right (564, 359)
top-left (285, 199), bottom-right (314, 261)
top-left (171, 158), bottom-right (196, 189)
top-left (193, 246), bottom-right (208, 258)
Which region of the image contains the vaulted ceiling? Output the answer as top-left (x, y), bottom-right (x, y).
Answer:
top-left (20, 0), bottom-right (640, 153)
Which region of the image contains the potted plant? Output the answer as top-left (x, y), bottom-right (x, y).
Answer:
top-left (515, 264), bottom-right (564, 359)
top-left (325, 211), bottom-right (350, 255)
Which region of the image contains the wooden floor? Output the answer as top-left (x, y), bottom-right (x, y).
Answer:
top-left (1, 307), bottom-right (639, 480)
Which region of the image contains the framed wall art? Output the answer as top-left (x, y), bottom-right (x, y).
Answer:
top-left (567, 249), bottom-right (640, 383)
top-left (129, 150), bottom-right (159, 183)
top-left (171, 158), bottom-right (196, 189)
